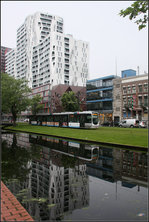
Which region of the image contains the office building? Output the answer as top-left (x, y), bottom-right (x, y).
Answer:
top-left (5, 12), bottom-right (89, 88)
top-left (86, 75), bottom-right (118, 123)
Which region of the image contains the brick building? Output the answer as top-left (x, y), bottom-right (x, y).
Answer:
top-left (50, 84), bottom-right (86, 113)
top-left (1, 46), bottom-right (11, 73)
top-left (29, 83), bottom-right (86, 115)
top-left (113, 74), bottom-right (148, 122)
top-left (122, 74), bottom-right (148, 120)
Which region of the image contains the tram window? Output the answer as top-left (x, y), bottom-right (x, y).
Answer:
top-left (92, 114), bottom-right (98, 125)
top-left (31, 116), bottom-right (36, 121)
top-left (42, 116), bottom-right (47, 122)
top-left (61, 115), bottom-right (67, 122)
top-left (85, 114), bottom-right (92, 123)
top-left (54, 115), bottom-right (60, 122)
top-left (38, 116), bottom-right (42, 122)
top-left (85, 149), bottom-right (91, 158)
top-left (93, 148), bottom-right (99, 155)
top-left (47, 115), bottom-right (53, 121)
top-left (79, 114), bottom-right (85, 122)
top-left (69, 114), bottom-right (79, 122)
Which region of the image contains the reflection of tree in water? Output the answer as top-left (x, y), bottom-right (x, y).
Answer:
top-left (2, 133), bottom-right (41, 184)
top-left (61, 154), bottom-right (77, 168)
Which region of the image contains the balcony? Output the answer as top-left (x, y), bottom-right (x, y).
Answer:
top-left (65, 59), bottom-right (69, 63)
top-left (64, 65), bottom-right (69, 70)
top-left (124, 104), bottom-right (131, 110)
top-left (65, 48), bottom-right (69, 53)
top-left (64, 69), bottom-right (69, 74)
top-left (139, 103), bottom-right (148, 110)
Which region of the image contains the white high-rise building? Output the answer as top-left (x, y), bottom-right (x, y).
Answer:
top-left (6, 12), bottom-right (89, 88)
top-left (5, 49), bottom-right (16, 78)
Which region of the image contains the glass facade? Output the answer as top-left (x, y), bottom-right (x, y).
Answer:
top-left (86, 79), bottom-right (113, 90)
top-left (87, 101), bottom-right (113, 111)
top-left (86, 89), bottom-right (113, 101)
top-left (86, 76), bottom-right (116, 115)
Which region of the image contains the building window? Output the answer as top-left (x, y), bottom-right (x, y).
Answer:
top-left (116, 95), bottom-right (120, 100)
top-left (144, 96), bottom-right (148, 106)
top-left (127, 87), bottom-right (131, 94)
top-left (96, 80), bottom-right (102, 87)
top-left (123, 87), bottom-right (127, 94)
top-left (138, 85), bottom-right (142, 93)
top-left (132, 86), bottom-right (136, 93)
top-left (138, 96), bottom-right (142, 106)
top-left (128, 97), bottom-right (131, 106)
top-left (144, 84), bottom-right (148, 92)
top-left (116, 84), bottom-right (120, 88)
top-left (116, 107), bottom-right (120, 111)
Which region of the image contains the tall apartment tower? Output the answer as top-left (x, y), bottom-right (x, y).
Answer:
top-left (6, 12), bottom-right (89, 88)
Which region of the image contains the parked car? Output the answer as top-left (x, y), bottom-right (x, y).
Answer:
top-left (119, 119), bottom-right (139, 128)
top-left (24, 118), bottom-right (29, 122)
top-left (139, 120), bottom-right (147, 128)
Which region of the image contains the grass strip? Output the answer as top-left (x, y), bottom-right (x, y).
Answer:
top-left (6, 123), bottom-right (148, 148)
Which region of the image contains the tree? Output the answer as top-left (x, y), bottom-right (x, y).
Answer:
top-left (61, 91), bottom-right (79, 112)
top-left (2, 133), bottom-right (42, 183)
top-left (1, 73), bottom-right (31, 126)
top-left (30, 94), bottom-right (44, 115)
top-left (119, 0), bottom-right (148, 30)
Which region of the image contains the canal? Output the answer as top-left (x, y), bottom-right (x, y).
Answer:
top-left (1, 130), bottom-right (148, 221)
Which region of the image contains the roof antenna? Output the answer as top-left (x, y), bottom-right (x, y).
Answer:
top-left (115, 57), bottom-right (117, 76)
top-left (137, 66), bottom-right (139, 75)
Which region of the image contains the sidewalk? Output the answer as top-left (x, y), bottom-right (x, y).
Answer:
top-left (1, 181), bottom-right (34, 221)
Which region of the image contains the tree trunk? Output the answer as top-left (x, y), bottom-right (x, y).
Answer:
top-left (12, 114), bottom-right (17, 126)
top-left (11, 106), bottom-right (17, 127)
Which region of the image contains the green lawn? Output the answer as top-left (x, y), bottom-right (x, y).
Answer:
top-left (6, 123), bottom-right (148, 148)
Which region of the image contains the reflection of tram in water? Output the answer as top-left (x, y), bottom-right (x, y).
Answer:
top-left (29, 111), bottom-right (99, 129)
top-left (29, 134), bottom-right (99, 161)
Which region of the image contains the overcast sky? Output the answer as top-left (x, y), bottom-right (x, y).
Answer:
top-left (1, 1), bottom-right (148, 79)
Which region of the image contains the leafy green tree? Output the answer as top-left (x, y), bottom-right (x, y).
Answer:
top-left (30, 94), bottom-right (44, 115)
top-left (61, 91), bottom-right (79, 112)
top-left (119, 0), bottom-right (148, 30)
top-left (2, 133), bottom-right (42, 183)
top-left (1, 73), bottom-right (31, 126)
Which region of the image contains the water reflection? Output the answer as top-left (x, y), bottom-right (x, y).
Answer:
top-left (86, 147), bottom-right (147, 187)
top-left (2, 131), bottom-right (148, 221)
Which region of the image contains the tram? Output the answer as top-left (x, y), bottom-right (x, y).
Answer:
top-left (29, 134), bottom-right (99, 161)
top-left (29, 111), bottom-right (99, 129)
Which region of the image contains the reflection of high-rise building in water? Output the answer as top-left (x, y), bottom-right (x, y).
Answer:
top-left (2, 132), bottom-right (89, 221)
top-left (3, 133), bottom-right (89, 220)
top-left (30, 147), bottom-right (89, 221)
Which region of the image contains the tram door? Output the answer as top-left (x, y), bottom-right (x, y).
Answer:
top-left (80, 114), bottom-right (85, 127)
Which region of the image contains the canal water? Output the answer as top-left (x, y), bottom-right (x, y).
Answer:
top-left (1, 131), bottom-right (148, 221)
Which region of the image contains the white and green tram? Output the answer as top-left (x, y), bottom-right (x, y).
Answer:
top-left (29, 111), bottom-right (99, 129)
